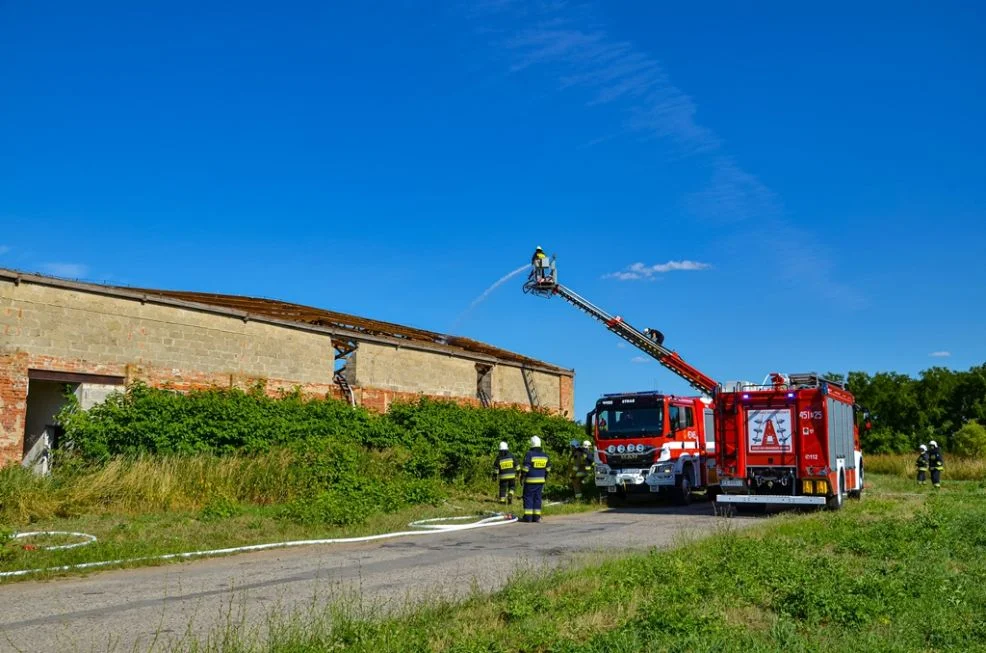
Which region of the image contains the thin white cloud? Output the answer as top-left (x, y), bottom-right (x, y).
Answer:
top-left (40, 262), bottom-right (89, 278)
top-left (469, 1), bottom-right (861, 306)
top-left (929, 351), bottom-right (951, 358)
top-left (604, 260), bottom-right (711, 281)
top-left (630, 356), bottom-right (650, 364)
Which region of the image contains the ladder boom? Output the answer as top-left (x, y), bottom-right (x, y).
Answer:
top-left (523, 260), bottom-right (718, 395)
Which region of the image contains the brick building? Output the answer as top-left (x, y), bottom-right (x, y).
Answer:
top-left (0, 267), bottom-right (574, 468)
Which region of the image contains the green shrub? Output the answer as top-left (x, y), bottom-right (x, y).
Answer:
top-left (199, 496), bottom-right (240, 522)
top-left (952, 420), bottom-right (986, 458)
top-left (56, 383), bottom-right (583, 485)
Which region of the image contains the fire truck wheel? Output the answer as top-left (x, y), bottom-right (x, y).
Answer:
top-left (674, 465), bottom-right (694, 506)
top-left (705, 485), bottom-right (721, 502)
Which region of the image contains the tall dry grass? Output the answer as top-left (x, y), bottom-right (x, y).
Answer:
top-left (866, 453), bottom-right (986, 480)
top-left (0, 450), bottom-right (300, 523)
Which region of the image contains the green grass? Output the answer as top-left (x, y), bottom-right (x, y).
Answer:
top-left (180, 475), bottom-right (986, 652)
top-left (866, 453), bottom-right (986, 480)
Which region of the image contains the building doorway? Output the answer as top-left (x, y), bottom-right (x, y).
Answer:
top-left (23, 370), bottom-right (124, 473)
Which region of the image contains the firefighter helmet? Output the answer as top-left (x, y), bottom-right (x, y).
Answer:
top-left (582, 440), bottom-right (591, 449)
top-left (570, 439), bottom-right (579, 448)
top-left (919, 444), bottom-right (928, 452)
top-left (499, 441), bottom-right (509, 451)
top-left (929, 440), bottom-right (938, 448)
top-left (530, 436), bottom-right (541, 448)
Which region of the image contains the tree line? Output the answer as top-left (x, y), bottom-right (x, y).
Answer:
top-left (827, 364), bottom-right (986, 455)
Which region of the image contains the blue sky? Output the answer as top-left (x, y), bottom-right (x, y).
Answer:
top-left (2, 1), bottom-right (984, 417)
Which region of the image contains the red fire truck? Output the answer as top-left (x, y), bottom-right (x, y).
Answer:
top-left (524, 251), bottom-right (866, 510)
top-left (524, 254), bottom-right (720, 504)
top-left (587, 391), bottom-right (716, 504)
top-left (714, 373), bottom-right (865, 511)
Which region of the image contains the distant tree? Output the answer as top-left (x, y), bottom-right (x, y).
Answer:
top-left (951, 420), bottom-right (986, 458)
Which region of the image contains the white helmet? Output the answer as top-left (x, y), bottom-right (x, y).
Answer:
top-left (530, 436), bottom-right (541, 448)
top-left (582, 440), bottom-right (591, 449)
top-left (919, 444), bottom-right (928, 452)
top-left (499, 441), bottom-right (508, 451)
top-left (929, 440), bottom-right (938, 448)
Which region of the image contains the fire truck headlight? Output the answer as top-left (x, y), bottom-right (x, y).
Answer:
top-left (787, 392), bottom-right (795, 399)
top-left (802, 480), bottom-right (814, 494)
top-left (635, 444), bottom-right (645, 453)
top-left (607, 445), bottom-right (615, 454)
top-left (617, 445), bottom-right (626, 453)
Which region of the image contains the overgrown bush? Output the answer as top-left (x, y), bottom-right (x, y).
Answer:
top-left (1, 384), bottom-right (583, 526)
top-left (951, 420), bottom-right (986, 458)
top-left (56, 383), bottom-right (583, 483)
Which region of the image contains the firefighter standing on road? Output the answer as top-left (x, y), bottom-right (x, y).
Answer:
top-left (493, 441), bottom-right (519, 505)
top-left (916, 444), bottom-right (929, 485)
top-left (571, 440), bottom-right (593, 500)
top-left (928, 440), bottom-right (944, 488)
top-left (520, 436), bottom-right (551, 522)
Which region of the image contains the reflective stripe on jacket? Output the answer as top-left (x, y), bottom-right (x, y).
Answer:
top-left (495, 452), bottom-right (519, 480)
top-left (929, 449), bottom-right (944, 470)
top-left (521, 447), bottom-right (551, 484)
top-left (916, 452), bottom-right (929, 471)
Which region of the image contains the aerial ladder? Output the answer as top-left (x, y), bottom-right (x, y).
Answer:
top-left (523, 253), bottom-right (719, 396)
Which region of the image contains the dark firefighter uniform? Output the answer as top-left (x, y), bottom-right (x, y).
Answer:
top-left (916, 449), bottom-right (929, 485)
top-left (531, 247), bottom-right (550, 283)
top-left (520, 446), bottom-right (551, 522)
top-left (494, 450), bottom-right (519, 505)
top-left (929, 445), bottom-right (944, 488)
top-left (571, 445), bottom-right (593, 499)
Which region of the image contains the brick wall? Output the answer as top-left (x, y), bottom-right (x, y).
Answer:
top-left (0, 275), bottom-right (577, 465)
top-left (0, 278), bottom-right (338, 464)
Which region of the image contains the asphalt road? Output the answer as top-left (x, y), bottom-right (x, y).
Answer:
top-left (0, 502), bottom-right (752, 652)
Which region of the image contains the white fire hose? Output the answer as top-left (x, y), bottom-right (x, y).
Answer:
top-left (0, 513), bottom-right (516, 579)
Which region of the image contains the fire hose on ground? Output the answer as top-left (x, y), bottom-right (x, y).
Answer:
top-left (0, 512), bottom-right (517, 579)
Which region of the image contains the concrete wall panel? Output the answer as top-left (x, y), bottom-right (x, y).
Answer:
top-left (492, 366), bottom-right (562, 411)
top-left (351, 343), bottom-right (476, 398)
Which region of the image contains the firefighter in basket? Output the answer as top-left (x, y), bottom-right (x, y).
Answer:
top-left (530, 246), bottom-right (551, 284)
top-left (493, 441), bottom-right (519, 505)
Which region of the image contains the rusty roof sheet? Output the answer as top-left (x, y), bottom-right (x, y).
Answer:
top-left (125, 288), bottom-right (570, 373)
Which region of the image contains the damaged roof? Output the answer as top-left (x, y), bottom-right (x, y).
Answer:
top-left (133, 288), bottom-right (569, 372)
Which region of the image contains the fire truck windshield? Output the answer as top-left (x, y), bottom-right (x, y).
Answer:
top-left (596, 407), bottom-right (663, 439)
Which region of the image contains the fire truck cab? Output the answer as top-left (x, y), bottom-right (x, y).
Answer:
top-left (714, 373), bottom-right (864, 511)
top-left (586, 391), bottom-right (717, 504)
